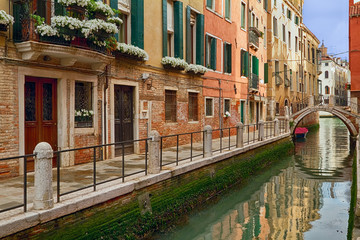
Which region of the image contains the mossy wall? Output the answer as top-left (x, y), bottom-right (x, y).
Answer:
top-left (6, 138), bottom-right (293, 240)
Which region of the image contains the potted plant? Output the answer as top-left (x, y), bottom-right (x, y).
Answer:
top-left (161, 56), bottom-right (188, 70)
top-left (58, 0), bottom-right (90, 20)
top-left (0, 10), bottom-right (14, 32)
top-left (115, 42), bottom-right (149, 61)
top-left (88, 0), bottom-right (115, 20)
top-left (224, 111), bottom-right (231, 118)
top-left (75, 109), bottom-right (94, 128)
top-left (82, 18), bottom-right (118, 41)
top-left (185, 64), bottom-right (208, 75)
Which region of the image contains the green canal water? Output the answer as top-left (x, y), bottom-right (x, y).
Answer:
top-left (155, 118), bottom-right (354, 240)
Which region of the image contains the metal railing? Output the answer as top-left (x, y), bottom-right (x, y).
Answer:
top-left (264, 121), bottom-right (275, 139)
top-left (250, 73), bottom-right (259, 90)
top-left (211, 127), bottom-right (238, 153)
top-left (160, 131), bottom-right (205, 169)
top-left (54, 138), bottom-right (150, 202)
top-left (0, 154), bottom-right (36, 213)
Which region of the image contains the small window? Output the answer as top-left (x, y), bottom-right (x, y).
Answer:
top-left (273, 17), bottom-right (278, 37)
top-left (288, 31), bottom-right (291, 49)
top-left (295, 36), bottom-right (298, 52)
top-left (118, 13), bottom-right (129, 44)
top-left (75, 81), bottom-right (93, 128)
top-left (225, 0), bottom-right (231, 19)
top-left (295, 15), bottom-right (299, 25)
top-left (287, 9), bottom-right (292, 20)
top-left (325, 71), bottom-right (329, 78)
top-left (282, 24), bottom-right (286, 42)
top-left (223, 43), bottom-right (232, 74)
top-left (165, 90), bottom-right (177, 122)
top-left (264, 26), bottom-right (266, 48)
top-left (206, 0), bottom-right (215, 10)
top-left (224, 99), bottom-right (230, 114)
top-left (241, 2), bottom-right (246, 29)
top-left (276, 102), bottom-right (280, 115)
top-left (206, 35), bottom-right (217, 70)
top-left (205, 98), bottom-right (214, 117)
top-left (325, 86), bottom-right (330, 94)
top-left (188, 92), bottom-right (198, 121)
top-left (167, 0), bottom-right (174, 57)
top-left (325, 62), bottom-right (329, 66)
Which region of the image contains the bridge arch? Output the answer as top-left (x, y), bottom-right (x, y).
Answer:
top-left (291, 107), bottom-right (359, 137)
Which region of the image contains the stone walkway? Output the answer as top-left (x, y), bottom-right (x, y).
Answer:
top-left (0, 124), bottom-right (280, 213)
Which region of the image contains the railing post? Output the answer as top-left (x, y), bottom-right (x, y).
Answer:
top-left (258, 121), bottom-right (264, 141)
top-left (33, 142), bottom-right (54, 210)
top-left (274, 119), bottom-right (280, 137)
top-left (148, 130), bottom-right (160, 174)
top-left (236, 122), bottom-right (244, 148)
top-left (204, 125), bottom-right (213, 158)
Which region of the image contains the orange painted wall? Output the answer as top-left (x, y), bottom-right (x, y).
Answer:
top-left (349, 1), bottom-right (360, 95)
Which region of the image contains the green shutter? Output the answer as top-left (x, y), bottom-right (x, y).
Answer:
top-left (252, 55), bottom-right (256, 74)
top-left (54, 0), bottom-right (66, 16)
top-left (186, 6), bottom-right (191, 63)
top-left (174, 1), bottom-right (183, 59)
top-left (206, 0), bottom-right (212, 8)
top-left (110, 0), bottom-right (118, 40)
top-left (264, 0), bottom-right (268, 11)
top-left (131, 0), bottom-right (144, 49)
top-left (13, 3), bottom-right (22, 42)
top-left (162, 0), bottom-right (167, 57)
top-left (210, 37), bottom-right (217, 70)
top-left (196, 14), bottom-right (204, 65)
top-left (264, 63), bottom-right (268, 83)
top-left (240, 102), bottom-right (244, 123)
top-left (225, 0), bottom-right (230, 19)
top-left (223, 43), bottom-right (227, 73)
top-left (256, 57), bottom-right (259, 75)
top-left (244, 51), bottom-right (249, 77)
top-left (227, 44), bottom-right (232, 73)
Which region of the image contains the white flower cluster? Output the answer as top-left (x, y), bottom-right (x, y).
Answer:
top-left (116, 43), bottom-right (148, 60)
top-left (161, 56), bottom-right (188, 69)
top-left (0, 10), bottom-right (14, 25)
top-left (82, 19), bottom-right (118, 37)
top-left (224, 111), bottom-right (231, 118)
top-left (93, 1), bottom-right (114, 17)
top-left (58, 0), bottom-right (90, 7)
top-left (75, 109), bottom-right (94, 117)
top-left (107, 17), bottom-right (123, 26)
top-left (51, 16), bottom-right (83, 31)
top-left (36, 24), bottom-right (59, 37)
top-left (185, 64), bottom-right (208, 74)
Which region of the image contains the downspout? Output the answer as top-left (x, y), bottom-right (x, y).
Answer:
top-left (219, 80), bottom-right (222, 130)
top-left (103, 65), bottom-right (110, 159)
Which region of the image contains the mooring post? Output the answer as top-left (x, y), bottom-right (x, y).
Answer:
top-left (274, 119), bottom-right (280, 137)
top-left (204, 125), bottom-right (213, 158)
top-left (148, 130), bottom-right (160, 174)
top-left (33, 142), bottom-right (54, 210)
top-left (258, 121), bottom-right (264, 141)
top-left (236, 122), bottom-right (244, 148)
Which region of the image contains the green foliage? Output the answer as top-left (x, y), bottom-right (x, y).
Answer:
top-left (30, 14), bottom-right (45, 27)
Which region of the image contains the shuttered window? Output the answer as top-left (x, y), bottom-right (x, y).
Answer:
top-left (206, 35), bottom-right (216, 70)
top-left (225, 0), bottom-right (231, 19)
top-left (165, 90), bottom-right (177, 122)
top-left (174, 1), bottom-right (183, 58)
top-left (223, 43), bottom-right (232, 74)
top-left (241, 3), bottom-right (246, 29)
top-left (188, 92), bottom-right (198, 121)
top-left (131, 0), bottom-right (144, 49)
top-left (273, 17), bottom-right (278, 37)
top-left (264, 63), bottom-right (268, 83)
top-left (252, 56), bottom-right (259, 75)
top-left (186, 7), bottom-right (204, 65)
top-left (241, 50), bottom-right (249, 77)
top-left (196, 14), bottom-right (204, 65)
top-left (55, 0), bottom-right (66, 16)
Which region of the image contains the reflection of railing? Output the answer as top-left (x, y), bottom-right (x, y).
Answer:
top-left (250, 73), bottom-right (259, 90)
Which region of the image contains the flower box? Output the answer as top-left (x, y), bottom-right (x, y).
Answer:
top-left (114, 51), bottom-right (145, 61)
top-left (75, 120), bottom-right (93, 128)
top-left (163, 63), bottom-right (185, 71)
top-left (185, 64), bottom-right (208, 75)
top-left (39, 35), bottom-right (71, 46)
top-left (71, 37), bottom-right (88, 48)
top-left (94, 12), bottom-right (107, 21)
top-left (0, 24), bottom-right (8, 32)
top-left (186, 70), bottom-right (205, 75)
top-left (161, 57), bottom-right (188, 71)
top-left (115, 43), bottom-right (148, 61)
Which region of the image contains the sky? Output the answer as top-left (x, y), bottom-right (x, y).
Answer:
top-left (303, 0), bottom-right (349, 61)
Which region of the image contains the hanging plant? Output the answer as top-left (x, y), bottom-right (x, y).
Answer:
top-left (82, 18), bottom-right (118, 40)
top-left (107, 17), bottom-right (123, 27)
top-left (51, 16), bottom-right (84, 38)
top-left (58, 0), bottom-right (90, 7)
top-left (88, 0), bottom-right (115, 20)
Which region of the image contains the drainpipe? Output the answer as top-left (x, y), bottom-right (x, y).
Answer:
top-left (219, 80), bottom-right (222, 130)
top-left (103, 65), bottom-right (110, 159)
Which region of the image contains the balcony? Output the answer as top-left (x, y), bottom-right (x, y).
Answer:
top-left (12, 0), bottom-right (114, 71)
top-left (249, 27), bottom-right (261, 50)
top-left (275, 74), bottom-right (283, 86)
top-left (249, 73), bottom-right (259, 92)
top-left (284, 78), bottom-right (290, 88)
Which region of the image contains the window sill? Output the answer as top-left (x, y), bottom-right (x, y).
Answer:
top-left (206, 7), bottom-right (223, 19)
top-left (75, 127), bottom-right (95, 135)
top-left (225, 18), bottom-right (232, 23)
top-left (205, 116), bottom-right (214, 118)
top-left (165, 121), bottom-right (178, 125)
top-left (241, 27), bottom-right (247, 32)
top-left (188, 121), bottom-right (200, 124)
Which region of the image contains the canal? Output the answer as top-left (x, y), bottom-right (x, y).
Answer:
top-left (154, 117), bottom-right (354, 240)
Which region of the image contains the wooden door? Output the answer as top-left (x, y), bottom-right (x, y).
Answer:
top-left (25, 77), bottom-right (57, 171)
top-left (114, 85), bottom-right (134, 156)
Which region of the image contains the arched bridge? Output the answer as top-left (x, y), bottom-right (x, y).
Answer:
top-left (290, 96), bottom-right (360, 138)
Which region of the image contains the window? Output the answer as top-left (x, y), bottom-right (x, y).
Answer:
top-left (276, 102), bottom-right (280, 115)
top-left (223, 43), bottom-right (232, 74)
top-left (325, 86), bottom-right (330, 94)
top-left (290, 69), bottom-right (293, 90)
top-left (186, 7), bottom-right (204, 65)
top-left (225, 0), bottom-right (231, 19)
top-left (206, 0), bottom-right (215, 10)
top-left (75, 81), bottom-right (93, 128)
top-left (307, 43), bottom-right (310, 60)
top-left (275, 60), bottom-right (280, 84)
top-left (282, 24), bottom-right (286, 42)
top-left (241, 3), bottom-right (246, 29)
top-left (264, 26), bottom-right (266, 48)
top-left (188, 92), bottom-right (198, 121)
top-left (295, 36), bottom-right (298, 52)
top-left (241, 50), bottom-right (249, 77)
top-left (206, 35), bottom-right (217, 70)
top-left (273, 17), bottom-right (278, 37)
top-left (274, 0), bottom-right (277, 7)
top-left (284, 64), bottom-right (288, 82)
top-left (165, 90), bottom-right (177, 122)
top-left (118, 14), bottom-right (129, 43)
top-left (288, 31), bottom-right (291, 49)
top-left (167, 0), bottom-right (174, 57)
top-left (224, 99), bottom-right (230, 114)
top-left (240, 100), bottom-right (245, 123)
top-left (325, 71), bottom-right (329, 78)
top-left (205, 98), bottom-right (214, 117)
top-left (256, 17), bottom-right (259, 29)
top-left (296, 71), bottom-right (299, 92)
top-left (287, 9), bottom-right (292, 20)
top-left (325, 62), bottom-right (329, 66)
top-left (312, 47), bottom-right (315, 64)
top-left (295, 15), bottom-right (299, 25)
top-left (264, 0), bottom-right (268, 11)
top-left (251, 13), bottom-right (255, 27)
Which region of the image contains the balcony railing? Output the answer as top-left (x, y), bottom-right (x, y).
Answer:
top-left (249, 27), bottom-right (261, 50)
top-left (249, 73), bottom-right (259, 90)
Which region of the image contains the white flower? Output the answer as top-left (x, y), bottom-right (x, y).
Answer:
top-left (107, 17), bottom-right (123, 26)
top-left (0, 10), bottom-right (14, 25)
top-left (36, 24), bottom-right (59, 37)
top-left (58, 0), bottom-right (90, 7)
top-left (224, 111), bottom-right (231, 118)
top-left (161, 56), bottom-right (188, 69)
top-left (185, 64), bottom-right (208, 74)
top-left (75, 109), bottom-right (94, 117)
top-left (93, 1), bottom-right (114, 17)
top-left (51, 16), bottom-right (83, 31)
top-left (82, 19), bottom-right (118, 37)
top-left (116, 43), bottom-right (148, 60)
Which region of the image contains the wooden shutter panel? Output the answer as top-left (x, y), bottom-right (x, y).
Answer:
top-left (228, 44), bottom-right (232, 73)
top-left (264, 63), bottom-right (268, 83)
top-left (186, 6), bottom-right (191, 63)
top-left (37, 0), bottom-right (47, 19)
top-left (174, 1), bottom-right (183, 59)
top-left (225, 0), bottom-right (230, 19)
top-left (131, 0), bottom-right (144, 49)
top-left (223, 43), bottom-right (227, 73)
top-left (196, 14), bottom-right (204, 65)
top-left (162, 0), bottom-right (167, 57)
top-left (244, 51), bottom-right (249, 77)
top-left (110, 0), bottom-right (119, 40)
top-left (210, 37), bottom-right (217, 70)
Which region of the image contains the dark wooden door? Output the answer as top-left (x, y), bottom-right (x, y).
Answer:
top-left (25, 77), bottom-right (57, 171)
top-left (114, 85), bottom-right (134, 156)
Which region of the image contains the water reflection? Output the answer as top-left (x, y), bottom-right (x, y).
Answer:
top-left (158, 118), bottom-right (353, 240)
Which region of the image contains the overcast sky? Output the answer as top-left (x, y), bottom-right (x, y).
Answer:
top-left (303, 0), bottom-right (349, 60)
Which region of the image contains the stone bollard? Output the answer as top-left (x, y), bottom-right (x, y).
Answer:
top-left (148, 130), bottom-right (160, 174)
top-left (33, 142), bottom-right (54, 210)
top-left (236, 122), bottom-right (244, 148)
top-left (258, 121), bottom-right (264, 141)
top-left (204, 125), bottom-right (213, 158)
top-left (274, 119), bottom-right (280, 137)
